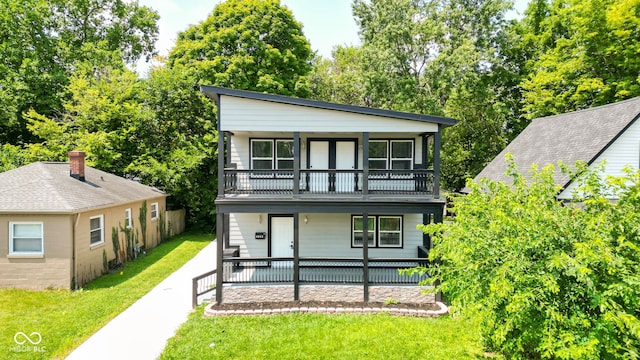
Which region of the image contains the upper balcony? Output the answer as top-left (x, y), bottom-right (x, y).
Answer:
top-left (223, 168), bottom-right (435, 197)
top-left (200, 86), bottom-right (458, 202)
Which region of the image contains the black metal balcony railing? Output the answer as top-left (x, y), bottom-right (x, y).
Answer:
top-left (223, 169), bottom-right (435, 195)
top-left (221, 257), bottom-right (428, 285)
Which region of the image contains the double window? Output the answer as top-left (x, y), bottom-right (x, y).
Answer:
top-left (9, 222), bottom-right (44, 255)
top-left (251, 139), bottom-right (294, 170)
top-left (90, 215), bottom-right (104, 246)
top-left (369, 140), bottom-right (414, 170)
top-left (352, 215), bottom-right (403, 248)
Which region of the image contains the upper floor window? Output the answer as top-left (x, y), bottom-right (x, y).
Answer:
top-left (251, 139), bottom-right (294, 170)
top-left (90, 215), bottom-right (104, 246)
top-left (150, 202), bottom-right (159, 220)
top-left (368, 140), bottom-right (414, 170)
top-left (9, 222), bottom-right (44, 255)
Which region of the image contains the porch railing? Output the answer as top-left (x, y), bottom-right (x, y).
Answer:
top-left (220, 257), bottom-right (428, 285)
top-left (223, 169), bottom-right (434, 196)
top-left (192, 269), bottom-right (217, 308)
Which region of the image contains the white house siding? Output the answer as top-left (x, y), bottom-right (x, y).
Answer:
top-left (230, 132), bottom-right (425, 170)
top-left (229, 213), bottom-right (269, 257)
top-left (220, 96), bottom-right (439, 133)
top-left (229, 213), bottom-right (424, 259)
top-left (559, 119), bottom-right (640, 199)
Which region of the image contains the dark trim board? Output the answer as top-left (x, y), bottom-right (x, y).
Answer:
top-left (200, 85), bottom-right (458, 127)
top-left (216, 199), bottom-right (445, 214)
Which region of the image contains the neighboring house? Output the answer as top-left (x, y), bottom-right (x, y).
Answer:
top-left (200, 86), bottom-right (457, 303)
top-left (474, 96), bottom-right (640, 199)
top-left (0, 151), bottom-right (167, 289)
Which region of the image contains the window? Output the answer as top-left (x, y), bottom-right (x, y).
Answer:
top-left (351, 215), bottom-right (403, 248)
top-left (150, 202), bottom-right (158, 220)
top-left (251, 139), bottom-right (294, 170)
top-left (9, 222), bottom-right (44, 255)
top-left (352, 216), bottom-right (375, 247)
top-left (368, 140), bottom-right (414, 170)
top-left (125, 208), bottom-right (132, 228)
top-left (90, 215), bottom-right (104, 246)
top-left (391, 141), bottom-right (413, 170)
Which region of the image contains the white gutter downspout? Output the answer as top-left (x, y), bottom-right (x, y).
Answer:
top-left (73, 213), bottom-right (81, 290)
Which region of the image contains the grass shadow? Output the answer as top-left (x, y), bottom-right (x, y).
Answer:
top-left (83, 230), bottom-right (213, 290)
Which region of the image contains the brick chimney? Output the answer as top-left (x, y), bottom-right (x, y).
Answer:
top-left (69, 150), bottom-right (86, 181)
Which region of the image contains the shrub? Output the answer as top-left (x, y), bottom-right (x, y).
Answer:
top-left (416, 156), bottom-right (640, 359)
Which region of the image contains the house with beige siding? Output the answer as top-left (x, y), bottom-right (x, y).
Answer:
top-left (200, 86), bottom-right (457, 303)
top-left (474, 96), bottom-right (640, 199)
top-left (0, 151), bottom-right (167, 289)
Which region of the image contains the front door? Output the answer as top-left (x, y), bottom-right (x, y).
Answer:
top-left (308, 140), bottom-right (356, 192)
top-left (270, 216), bottom-right (293, 267)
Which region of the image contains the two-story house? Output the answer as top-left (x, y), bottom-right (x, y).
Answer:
top-left (201, 86), bottom-right (457, 303)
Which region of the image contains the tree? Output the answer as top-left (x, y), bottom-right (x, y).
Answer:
top-left (0, 0), bottom-right (159, 144)
top-left (415, 156), bottom-right (640, 358)
top-left (168, 0), bottom-right (313, 97)
top-left (520, 0), bottom-right (640, 118)
top-left (350, 0), bottom-right (513, 190)
top-left (308, 46), bottom-right (370, 106)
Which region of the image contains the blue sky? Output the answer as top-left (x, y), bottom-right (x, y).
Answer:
top-left (135, 0), bottom-right (529, 74)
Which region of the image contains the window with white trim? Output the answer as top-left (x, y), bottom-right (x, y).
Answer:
top-left (125, 208), bottom-right (132, 228)
top-left (9, 222), bottom-right (44, 255)
top-left (351, 215), bottom-right (403, 248)
top-left (90, 215), bottom-right (104, 246)
top-left (250, 139), bottom-right (294, 170)
top-left (368, 140), bottom-right (414, 170)
top-left (150, 202), bottom-right (158, 220)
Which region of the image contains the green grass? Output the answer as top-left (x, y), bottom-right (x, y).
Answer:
top-left (161, 310), bottom-right (488, 360)
top-left (0, 231), bottom-right (212, 360)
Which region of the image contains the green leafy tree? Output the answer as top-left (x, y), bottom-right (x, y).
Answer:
top-left (0, 0), bottom-right (158, 144)
top-left (350, 0), bottom-right (512, 190)
top-left (415, 156), bottom-right (640, 358)
top-left (308, 46), bottom-right (370, 106)
top-left (168, 0), bottom-right (313, 97)
top-left (520, 0), bottom-right (640, 118)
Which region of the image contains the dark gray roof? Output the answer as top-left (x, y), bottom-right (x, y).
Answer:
top-left (200, 85), bottom-right (458, 127)
top-left (474, 96), bottom-right (640, 188)
top-left (0, 162), bottom-right (166, 213)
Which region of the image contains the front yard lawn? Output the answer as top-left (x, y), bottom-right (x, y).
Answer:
top-left (161, 310), bottom-right (489, 359)
top-left (0, 231), bottom-right (211, 360)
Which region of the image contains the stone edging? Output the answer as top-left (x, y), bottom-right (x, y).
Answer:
top-left (204, 302), bottom-right (449, 317)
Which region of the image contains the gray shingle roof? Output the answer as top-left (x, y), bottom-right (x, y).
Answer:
top-left (0, 162), bottom-right (165, 213)
top-left (474, 96), bottom-right (640, 188)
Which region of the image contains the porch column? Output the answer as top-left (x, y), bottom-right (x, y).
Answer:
top-left (217, 100), bottom-right (224, 198)
top-left (215, 211), bottom-right (224, 304)
top-left (423, 213), bottom-right (431, 249)
top-left (433, 209), bottom-right (443, 302)
top-left (363, 132), bottom-right (369, 196)
top-left (293, 132), bottom-right (300, 197)
top-left (293, 213), bottom-right (300, 301)
top-left (433, 125), bottom-right (442, 198)
top-left (363, 213), bottom-right (369, 302)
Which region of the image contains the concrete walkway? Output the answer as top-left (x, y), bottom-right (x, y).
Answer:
top-left (66, 240), bottom-right (217, 360)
